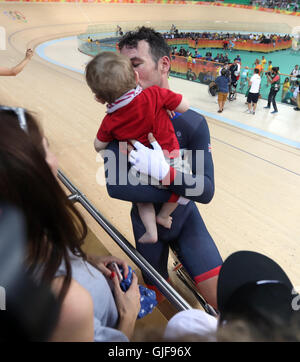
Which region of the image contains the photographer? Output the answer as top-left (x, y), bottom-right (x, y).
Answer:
top-left (228, 58), bottom-right (240, 100)
top-left (290, 65), bottom-right (299, 86)
top-left (293, 79), bottom-right (300, 111)
top-left (264, 66), bottom-right (280, 114)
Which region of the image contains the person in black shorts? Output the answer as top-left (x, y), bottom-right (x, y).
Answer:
top-left (246, 68), bottom-right (261, 115)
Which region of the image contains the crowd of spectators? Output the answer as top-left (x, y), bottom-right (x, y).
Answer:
top-left (171, 46), bottom-right (232, 64)
top-left (251, 0), bottom-right (300, 11)
top-left (163, 30), bottom-right (291, 44)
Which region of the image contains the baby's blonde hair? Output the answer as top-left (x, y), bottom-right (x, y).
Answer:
top-left (85, 51), bottom-right (136, 104)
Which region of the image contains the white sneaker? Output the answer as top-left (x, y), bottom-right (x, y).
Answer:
top-left (245, 109), bottom-right (251, 114)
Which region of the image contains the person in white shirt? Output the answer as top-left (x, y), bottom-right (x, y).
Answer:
top-left (246, 68), bottom-right (261, 115)
top-left (290, 65), bottom-right (300, 86)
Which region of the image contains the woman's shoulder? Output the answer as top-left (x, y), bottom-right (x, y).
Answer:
top-left (50, 277), bottom-right (94, 342)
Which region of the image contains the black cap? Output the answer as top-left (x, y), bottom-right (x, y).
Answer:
top-left (217, 251), bottom-right (297, 325)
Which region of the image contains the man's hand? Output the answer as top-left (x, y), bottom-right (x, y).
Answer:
top-left (128, 133), bottom-right (170, 181)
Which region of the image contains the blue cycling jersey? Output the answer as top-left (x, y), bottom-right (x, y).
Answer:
top-left (105, 110), bottom-right (223, 285)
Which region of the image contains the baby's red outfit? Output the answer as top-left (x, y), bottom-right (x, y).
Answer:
top-left (97, 85), bottom-right (182, 158)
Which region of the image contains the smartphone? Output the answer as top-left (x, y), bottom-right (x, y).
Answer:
top-left (109, 262), bottom-right (123, 282)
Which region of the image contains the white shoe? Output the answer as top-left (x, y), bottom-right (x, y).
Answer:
top-left (245, 109), bottom-right (251, 114)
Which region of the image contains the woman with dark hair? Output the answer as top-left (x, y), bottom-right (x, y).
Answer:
top-left (0, 106), bottom-right (140, 342)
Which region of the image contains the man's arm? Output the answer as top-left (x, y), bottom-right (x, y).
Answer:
top-left (166, 110), bottom-right (215, 204)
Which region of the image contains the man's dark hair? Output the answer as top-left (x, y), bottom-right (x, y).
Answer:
top-left (254, 68), bottom-right (260, 74)
top-left (118, 26), bottom-right (171, 65)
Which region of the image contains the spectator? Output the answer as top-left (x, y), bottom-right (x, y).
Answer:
top-left (261, 55), bottom-right (267, 77)
top-left (0, 106), bottom-right (141, 342)
top-left (254, 59), bottom-right (263, 76)
top-left (229, 58), bottom-right (240, 89)
top-left (214, 54), bottom-right (220, 62)
top-left (282, 84), bottom-right (298, 105)
top-left (264, 66), bottom-right (280, 113)
top-left (215, 68), bottom-right (230, 113)
top-left (164, 251), bottom-right (300, 342)
top-left (223, 39), bottom-right (229, 50)
top-left (290, 65), bottom-right (300, 86)
top-left (267, 60), bottom-right (273, 75)
top-left (281, 77), bottom-right (291, 101)
top-left (293, 81), bottom-right (300, 110)
top-left (239, 66), bottom-right (249, 92)
top-left (0, 49), bottom-right (33, 76)
top-left (246, 68), bottom-right (261, 115)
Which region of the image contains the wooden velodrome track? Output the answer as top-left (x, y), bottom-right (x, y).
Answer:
top-left (1, 2), bottom-right (300, 332)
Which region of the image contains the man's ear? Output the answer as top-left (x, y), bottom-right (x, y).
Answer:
top-left (160, 56), bottom-right (171, 75)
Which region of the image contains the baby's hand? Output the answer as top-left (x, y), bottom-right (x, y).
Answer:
top-left (166, 109), bottom-right (175, 119)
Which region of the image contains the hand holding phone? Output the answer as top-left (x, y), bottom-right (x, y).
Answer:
top-left (109, 262), bottom-right (123, 282)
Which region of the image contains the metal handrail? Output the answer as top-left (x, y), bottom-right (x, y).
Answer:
top-left (58, 169), bottom-right (192, 312)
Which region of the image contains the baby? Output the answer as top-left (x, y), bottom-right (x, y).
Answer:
top-left (86, 51), bottom-right (189, 244)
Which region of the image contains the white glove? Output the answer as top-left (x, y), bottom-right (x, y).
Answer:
top-left (128, 140), bottom-right (170, 181)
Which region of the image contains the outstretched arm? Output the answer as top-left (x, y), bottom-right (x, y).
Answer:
top-left (0, 49), bottom-right (33, 76)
